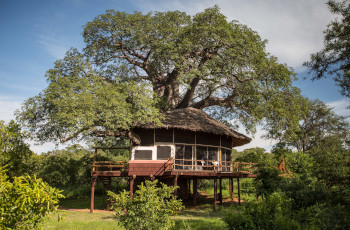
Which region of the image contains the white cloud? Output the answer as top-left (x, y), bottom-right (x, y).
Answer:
top-left (327, 98), bottom-right (350, 117)
top-left (26, 140), bottom-right (70, 155)
top-left (136, 0), bottom-right (333, 69)
top-left (0, 96), bottom-right (24, 123)
top-left (235, 126), bottom-right (277, 152)
top-left (234, 98), bottom-right (350, 153)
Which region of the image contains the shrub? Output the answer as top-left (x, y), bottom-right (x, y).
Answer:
top-left (0, 167), bottom-right (64, 229)
top-left (306, 203), bottom-right (350, 230)
top-left (108, 179), bottom-right (183, 230)
top-left (224, 192), bottom-right (301, 230)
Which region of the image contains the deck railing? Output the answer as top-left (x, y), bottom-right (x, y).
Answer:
top-left (169, 158), bottom-right (257, 174)
top-left (91, 161), bottom-right (128, 173)
top-left (91, 159), bottom-right (256, 174)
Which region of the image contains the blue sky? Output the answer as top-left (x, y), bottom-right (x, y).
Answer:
top-left (0, 0), bottom-right (349, 153)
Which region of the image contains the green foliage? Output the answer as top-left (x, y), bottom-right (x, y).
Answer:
top-left (305, 0), bottom-right (350, 98)
top-left (309, 136), bottom-right (350, 188)
top-left (284, 151), bottom-right (313, 176)
top-left (37, 145), bottom-right (93, 188)
top-left (18, 6), bottom-right (306, 143)
top-left (108, 180), bottom-right (183, 230)
top-left (0, 120), bottom-right (33, 178)
top-left (16, 48), bottom-right (161, 144)
top-left (268, 99), bottom-right (349, 152)
top-left (253, 165), bottom-right (282, 198)
top-left (224, 192), bottom-right (301, 230)
top-left (36, 144), bottom-right (128, 189)
top-left (235, 147), bottom-right (273, 165)
top-left (0, 167), bottom-right (64, 229)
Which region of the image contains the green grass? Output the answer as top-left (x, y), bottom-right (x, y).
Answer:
top-left (44, 207), bottom-right (227, 230)
top-left (174, 206), bottom-right (227, 230)
top-left (45, 190), bottom-right (235, 230)
top-left (44, 211), bottom-right (122, 230)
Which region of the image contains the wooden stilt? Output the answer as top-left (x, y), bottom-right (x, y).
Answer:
top-left (237, 177), bottom-right (241, 205)
top-left (107, 177), bottom-right (112, 210)
top-left (90, 177), bottom-right (97, 213)
top-left (229, 178), bottom-right (233, 201)
top-left (214, 178), bottom-right (217, 210)
top-left (193, 178), bottom-right (197, 208)
top-left (102, 182), bottom-right (105, 208)
top-left (173, 175), bottom-right (178, 197)
top-left (130, 176), bottom-right (135, 199)
top-left (219, 178), bottom-right (223, 205)
top-left (188, 179), bottom-right (191, 199)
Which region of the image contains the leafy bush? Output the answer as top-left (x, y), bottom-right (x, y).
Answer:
top-left (108, 179), bottom-right (183, 230)
top-left (308, 203), bottom-right (350, 230)
top-left (0, 168), bottom-right (64, 229)
top-left (253, 165), bottom-right (282, 198)
top-left (224, 192), bottom-right (301, 230)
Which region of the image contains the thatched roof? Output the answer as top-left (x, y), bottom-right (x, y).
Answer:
top-left (140, 107), bottom-right (251, 147)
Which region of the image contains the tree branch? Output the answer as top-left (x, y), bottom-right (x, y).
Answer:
top-left (176, 76), bottom-right (200, 109)
top-left (190, 95), bottom-right (237, 110)
top-left (60, 127), bottom-right (89, 143)
top-left (92, 129), bottom-right (141, 144)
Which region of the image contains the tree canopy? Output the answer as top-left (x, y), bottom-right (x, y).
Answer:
top-left (305, 0), bottom-right (350, 97)
top-left (17, 6), bottom-right (305, 143)
top-left (267, 99), bottom-right (350, 152)
top-left (0, 120), bottom-right (33, 178)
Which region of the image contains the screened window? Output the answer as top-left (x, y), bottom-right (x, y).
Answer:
top-left (196, 146), bottom-right (218, 170)
top-left (175, 145), bottom-right (193, 170)
top-left (221, 148), bottom-right (232, 171)
top-left (157, 146), bottom-right (171, 160)
top-left (134, 150), bottom-right (152, 160)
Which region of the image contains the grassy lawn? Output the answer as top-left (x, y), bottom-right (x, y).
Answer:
top-left (44, 196), bottom-right (229, 230)
top-left (44, 207), bottom-right (227, 230)
top-left (44, 211), bottom-right (121, 230)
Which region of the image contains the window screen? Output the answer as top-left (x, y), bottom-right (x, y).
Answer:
top-left (134, 150), bottom-right (153, 160)
top-left (157, 146), bottom-right (171, 160)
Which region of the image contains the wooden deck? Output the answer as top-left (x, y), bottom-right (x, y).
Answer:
top-left (90, 158), bottom-right (257, 213)
top-left (91, 159), bottom-right (257, 178)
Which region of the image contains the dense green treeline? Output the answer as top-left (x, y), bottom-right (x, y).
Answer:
top-left (225, 140), bottom-right (350, 229)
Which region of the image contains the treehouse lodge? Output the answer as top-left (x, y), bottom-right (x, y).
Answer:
top-left (90, 108), bottom-right (257, 212)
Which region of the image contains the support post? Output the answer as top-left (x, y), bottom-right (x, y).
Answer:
top-left (219, 178), bottom-right (223, 205)
top-left (107, 177), bottom-right (112, 210)
top-left (229, 178), bottom-right (234, 201)
top-left (237, 177), bottom-right (241, 205)
top-left (173, 175), bottom-right (178, 197)
top-left (193, 178), bottom-right (197, 208)
top-left (90, 177), bottom-right (97, 213)
top-left (188, 179), bottom-right (191, 199)
top-left (214, 178), bottom-right (217, 210)
top-left (130, 176), bottom-right (135, 199)
top-left (102, 181), bottom-right (105, 208)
